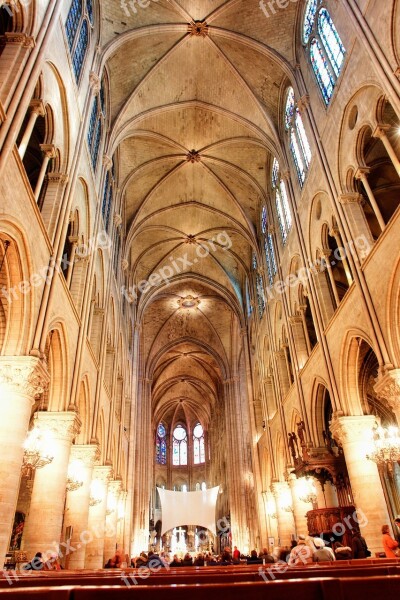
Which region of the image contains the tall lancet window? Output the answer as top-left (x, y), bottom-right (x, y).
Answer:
top-left (65, 0), bottom-right (93, 83)
top-left (284, 88), bottom-right (312, 187)
top-left (193, 423), bottom-right (205, 464)
top-left (303, 0), bottom-right (346, 104)
top-left (261, 205), bottom-right (277, 286)
top-left (253, 252), bottom-right (265, 319)
top-left (271, 158), bottom-right (292, 243)
top-left (156, 423), bottom-right (167, 465)
top-left (172, 425), bottom-right (187, 466)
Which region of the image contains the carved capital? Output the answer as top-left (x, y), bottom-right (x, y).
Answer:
top-left (93, 465), bottom-right (113, 483)
top-left (34, 411), bottom-right (82, 442)
top-left (374, 369), bottom-right (400, 413)
top-left (188, 21), bottom-right (209, 37)
top-left (0, 32), bottom-right (35, 48)
top-left (121, 259), bottom-right (129, 271)
top-left (39, 144), bottom-right (56, 159)
top-left (45, 172), bottom-right (68, 186)
top-left (70, 444), bottom-right (100, 467)
top-left (103, 154), bottom-right (113, 170)
top-left (89, 71), bottom-right (101, 94)
top-left (372, 124), bottom-right (391, 139)
top-left (0, 356), bottom-right (49, 399)
top-left (113, 214), bottom-right (122, 227)
top-left (330, 414), bottom-right (376, 446)
top-left (297, 94), bottom-right (310, 111)
top-left (289, 315), bottom-right (303, 326)
top-left (355, 166), bottom-right (370, 181)
top-left (29, 99), bottom-right (46, 117)
top-left (338, 193), bottom-right (364, 205)
top-left (108, 479), bottom-right (122, 496)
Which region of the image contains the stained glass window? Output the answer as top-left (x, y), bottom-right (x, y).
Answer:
top-left (261, 205), bottom-right (267, 235)
top-left (156, 422), bottom-right (167, 465)
top-left (86, 0), bottom-right (94, 25)
top-left (66, 0), bottom-right (82, 50)
top-left (92, 117), bottom-right (102, 170)
top-left (173, 425), bottom-right (187, 466)
top-left (87, 78), bottom-right (107, 172)
top-left (310, 38), bottom-right (335, 104)
top-left (318, 8), bottom-right (345, 78)
top-left (261, 205), bottom-right (277, 286)
top-left (303, 2), bottom-right (345, 105)
top-left (102, 171), bottom-right (110, 223)
top-left (87, 96), bottom-right (98, 149)
top-left (303, 0), bottom-right (319, 44)
top-left (193, 423), bottom-right (205, 464)
top-left (272, 157), bottom-right (293, 243)
top-left (284, 88), bottom-right (295, 131)
top-left (295, 109), bottom-right (312, 167)
top-left (252, 253), bottom-right (265, 319)
top-left (65, 0), bottom-right (93, 86)
top-left (72, 18), bottom-right (88, 81)
top-left (285, 88), bottom-right (312, 187)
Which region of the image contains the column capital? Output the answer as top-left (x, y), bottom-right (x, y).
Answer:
top-left (92, 465), bottom-right (113, 483)
top-left (121, 259), bottom-right (129, 271)
top-left (338, 193), bottom-right (364, 205)
top-left (374, 369), bottom-right (400, 414)
top-left (29, 99), bottom-right (46, 117)
top-left (0, 356), bottom-right (49, 399)
top-left (297, 94), bottom-right (310, 111)
top-left (103, 154), bottom-right (113, 170)
top-left (1, 32), bottom-right (35, 47)
top-left (113, 214), bottom-right (122, 227)
top-left (70, 444), bottom-right (100, 467)
top-left (355, 166), bottom-right (371, 180)
top-left (372, 124), bottom-right (391, 139)
top-left (34, 411), bottom-right (82, 442)
top-left (330, 413), bottom-right (376, 445)
top-left (39, 143), bottom-right (56, 159)
top-left (89, 71), bottom-right (101, 94)
top-left (289, 314), bottom-right (303, 326)
top-left (108, 479), bottom-right (122, 495)
top-left (45, 172), bottom-right (68, 185)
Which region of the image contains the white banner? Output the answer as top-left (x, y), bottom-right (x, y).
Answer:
top-left (158, 486), bottom-right (219, 536)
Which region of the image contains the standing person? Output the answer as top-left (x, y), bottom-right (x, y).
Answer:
top-left (351, 530), bottom-right (370, 559)
top-left (394, 518), bottom-right (400, 543)
top-left (232, 545), bottom-right (240, 563)
top-left (381, 524), bottom-right (399, 558)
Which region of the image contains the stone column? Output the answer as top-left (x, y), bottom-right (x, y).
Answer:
top-left (64, 445), bottom-right (99, 569)
top-left (330, 414), bottom-right (390, 554)
top-left (373, 125), bottom-right (400, 177)
top-left (338, 194), bottom-right (374, 260)
top-left (355, 167), bottom-right (385, 231)
top-left (84, 466), bottom-right (112, 569)
top-left (0, 33), bottom-right (35, 110)
top-left (288, 474), bottom-right (310, 536)
top-left (262, 491), bottom-right (279, 548)
top-left (18, 100), bottom-right (46, 159)
top-left (0, 357), bottom-right (49, 565)
top-left (289, 314), bottom-right (309, 370)
top-left (103, 480), bottom-right (121, 564)
top-left (22, 411), bottom-right (81, 559)
top-left (374, 369), bottom-right (400, 426)
top-left (271, 481), bottom-right (295, 547)
top-left (34, 144), bottom-right (56, 201)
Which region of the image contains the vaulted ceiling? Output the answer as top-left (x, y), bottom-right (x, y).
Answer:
top-left (99, 0), bottom-right (299, 426)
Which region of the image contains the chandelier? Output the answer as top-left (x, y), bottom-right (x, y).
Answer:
top-left (66, 459), bottom-right (84, 492)
top-left (21, 429), bottom-right (54, 478)
top-left (367, 424), bottom-right (400, 468)
top-left (297, 477), bottom-right (318, 505)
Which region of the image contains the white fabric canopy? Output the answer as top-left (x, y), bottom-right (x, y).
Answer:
top-left (157, 486), bottom-right (219, 536)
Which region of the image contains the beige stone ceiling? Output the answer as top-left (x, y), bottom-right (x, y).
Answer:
top-left (100, 0), bottom-right (297, 425)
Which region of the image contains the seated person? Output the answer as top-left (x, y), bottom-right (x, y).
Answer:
top-left (288, 535), bottom-right (313, 566)
top-left (312, 538), bottom-right (335, 562)
top-left (169, 554), bottom-right (182, 567)
top-left (181, 552), bottom-right (193, 566)
top-left (259, 548), bottom-right (275, 563)
top-left (332, 538), bottom-right (352, 560)
top-left (135, 552), bottom-right (148, 567)
top-left (147, 551), bottom-right (166, 568)
top-left (247, 549), bottom-right (263, 564)
top-left (23, 552), bottom-right (44, 571)
top-left (194, 553), bottom-right (205, 566)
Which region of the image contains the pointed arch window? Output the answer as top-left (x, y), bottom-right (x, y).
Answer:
top-left (271, 158), bottom-right (292, 243)
top-left (172, 425), bottom-right (187, 466)
top-left (193, 423), bottom-right (205, 464)
top-left (284, 89), bottom-right (312, 186)
top-left (87, 77), bottom-right (106, 172)
top-left (201, 482), bottom-right (206, 491)
top-left (65, 0), bottom-right (93, 83)
top-left (303, 1), bottom-right (346, 104)
top-left (261, 206), bottom-right (277, 286)
top-left (156, 423), bottom-right (167, 465)
top-left (252, 253), bottom-right (265, 319)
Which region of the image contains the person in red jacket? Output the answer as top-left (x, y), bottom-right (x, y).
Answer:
top-left (232, 546), bottom-right (240, 562)
top-left (382, 524), bottom-right (399, 558)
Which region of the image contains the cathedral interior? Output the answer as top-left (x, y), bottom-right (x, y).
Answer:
top-left (0, 0), bottom-right (400, 585)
